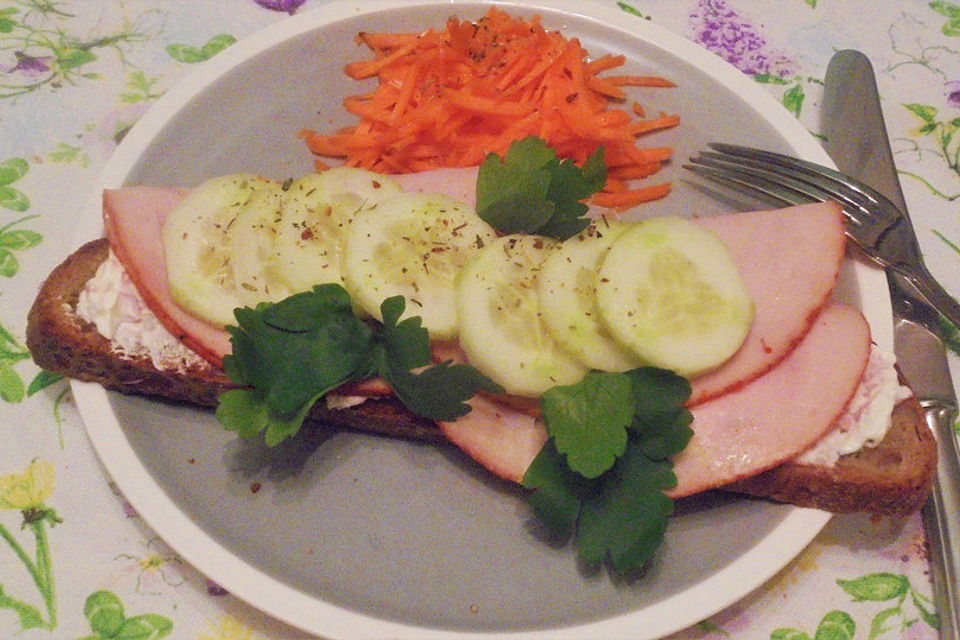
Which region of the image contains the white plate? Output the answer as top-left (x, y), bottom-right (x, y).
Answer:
top-left (72, 2), bottom-right (889, 638)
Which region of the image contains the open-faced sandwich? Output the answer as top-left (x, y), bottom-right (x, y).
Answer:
top-left (25, 8), bottom-right (936, 576)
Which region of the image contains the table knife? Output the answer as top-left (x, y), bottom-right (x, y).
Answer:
top-left (823, 49), bottom-right (960, 640)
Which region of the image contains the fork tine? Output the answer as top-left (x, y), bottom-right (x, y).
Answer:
top-left (688, 146), bottom-right (956, 334)
top-left (685, 154), bottom-right (823, 208)
top-left (684, 144), bottom-right (914, 271)
top-left (707, 143), bottom-right (890, 217)
top-left (688, 147), bottom-right (891, 230)
top-left (683, 163), bottom-right (809, 210)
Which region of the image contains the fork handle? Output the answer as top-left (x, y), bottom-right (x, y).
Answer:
top-left (902, 263), bottom-right (960, 332)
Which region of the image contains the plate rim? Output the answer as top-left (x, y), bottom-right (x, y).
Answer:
top-left (72, 1), bottom-right (882, 638)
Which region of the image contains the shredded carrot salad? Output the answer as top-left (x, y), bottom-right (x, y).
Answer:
top-left (299, 7), bottom-right (679, 210)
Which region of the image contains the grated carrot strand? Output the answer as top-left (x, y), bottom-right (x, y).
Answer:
top-left (302, 6), bottom-right (679, 210)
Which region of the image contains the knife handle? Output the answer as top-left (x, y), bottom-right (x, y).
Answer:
top-left (921, 402), bottom-right (960, 640)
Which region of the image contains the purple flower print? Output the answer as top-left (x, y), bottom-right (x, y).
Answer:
top-left (946, 80), bottom-right (960, 108)
top-left (254, 0), bottom-right (307, 14)
top-left (689, 0), bottom-right (795, 78)
top-left (207, 579), bottom-right (229, 596)
top-left (2, 51), bottom-right (51, 77)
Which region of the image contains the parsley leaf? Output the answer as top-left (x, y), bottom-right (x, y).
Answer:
top-left (537, 146), bottom-right (606, 240)
top-left (626, 367), bottom-right (692, 424)
top-left (625, 367), bottom-right (695, 459)
top-left (223, 284), bottom-right (373, 416)
top-left (386, 360), bottom-right (503, 421)
top-left (217, 285), bottom-right (501, 444)
top-left (577, 441), bottom-right (677, 573)
top-left (476, 137), bottom-right (607, 240)
top-left (376, 296), bottom-right (503, 420)
top-left (522, 366), bottom-right (694, 575)
top-left (378, 294), bottom-right (432, 371)
top-left (216, 387), bottom-right (320, 446)
top-left (541, 371), bottom-right (634, 479)
top-left (476, 137), bottom-right (555, 234)
top-left (522, 439), bottom-right (584, 537)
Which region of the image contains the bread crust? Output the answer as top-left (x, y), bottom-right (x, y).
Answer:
top-left (26, 238), bottom-right (444, 443)
top-left (724, 394), bottom-right (936, 517)
top-left (28, 239), bottom-right (937, 514)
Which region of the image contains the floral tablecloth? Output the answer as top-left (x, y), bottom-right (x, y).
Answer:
top-left (1, 0), bottom-right (958, 638)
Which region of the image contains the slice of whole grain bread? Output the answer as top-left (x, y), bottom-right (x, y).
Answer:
top-left (723, 394), bottom-right (936, 517)
top-left (26, 238), bottom-right (937, 515)
top-left (26, 238), bottom-right (444, 443)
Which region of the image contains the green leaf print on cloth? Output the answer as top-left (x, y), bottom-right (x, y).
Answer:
top-left (772, 610), bottom-right (855, 640)
top-left (79, 590), bottom-right (173, 640)
top-left (616, 2), bottom-right (650, 18)
top-left (770, 572), bottom-right (938, 639)
top-left (166, 34), bottom-right (236, 63)
top-left (930, 1), bottom-right (960, 37)
top-left (0, 215), bottom-right (42, 277)
top-left (0, 4), bottom-right (150, 100)
top-left (937, 315), bottom-right (960, 359)
top-left (903, 102), bottom-right (960, 200)
top-left (119, 70), bottom-right (164, 104)
top-left (0, 459), bottom-right (60, 631)
top-left (0, 158), bottom-right (29, 213)
top-left (0, 315), bottom-right (61, 404)
top-left (838, 573), bottom-right (939, 633)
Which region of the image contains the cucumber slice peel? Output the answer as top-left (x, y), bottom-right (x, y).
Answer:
top-left (457, 234), bottom-right (588, 397)
top-left (230, 182), bottom-right (294, 307)
top-left (595, 216), bottom-right (753, 377)
top-left (162, 173), bottom-right (277, 327)
top-left (343, 192), bottom-right (496, 339)
top-left (276, 168), bottom-right (403, 292)
top-left (537, 221), bottom-right (643, 372)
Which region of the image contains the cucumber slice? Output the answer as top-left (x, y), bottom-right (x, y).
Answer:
top-left (276, 168), bottom-right (403, 292)
top-left (457, 234), bottom-right (588, 397)
top-left (343, 192), bottom-right (495, 339)
top-left (229, 182), bottom-right (294, 307)
top-left (162, 173), bottom-right (277, 326)
top-left (595, 216), bottom-right (753, 377)
top-left (297, 166), bottom-right (404, 204)
top-left (537, 221), bottom-right (643, 372)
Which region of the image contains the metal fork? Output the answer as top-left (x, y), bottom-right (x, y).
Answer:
top-left (685, 143), bottom-right (960, 330)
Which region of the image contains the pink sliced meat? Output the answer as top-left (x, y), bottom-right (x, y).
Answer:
top-left (688, 201), bottom-right (845, 404)
top-left (439, 303), bottom-right (871, 491)
top-left (669, 302), bottom-right (870, 497)
top-left (395, 167), bottom-right (847, 405)
top-left (440, 394), bottom-right (547, 484)
top-left (103, 187), bottom-right (233, 367)
top-left (102, 168), bottom-right (844, 413)
top-left (393, 167), bottom-right (479, 208)
top-left (101, 178), bottom-right (491, 380)
top-left (101, 167), bottom-right (482, 368)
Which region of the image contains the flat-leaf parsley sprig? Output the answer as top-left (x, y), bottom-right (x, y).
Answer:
top-left (476, 136), bottom-right (607, 241)
top-left (522, 367), bottom-right (694, 575)
top-left (216, 284), bottom-right (502, 446)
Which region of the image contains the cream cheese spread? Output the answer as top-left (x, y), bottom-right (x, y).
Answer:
top-left (324, 394), bottom-right (369, 410)
top-left (76, 251), bottom-right (365, 409)
top-left (796, 345), bottom-right (913, 466)
top-left (76, 251), bottom-right (209, 373)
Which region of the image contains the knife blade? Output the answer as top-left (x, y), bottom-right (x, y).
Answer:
top-left (824, 49), bottom-right (960, 640)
